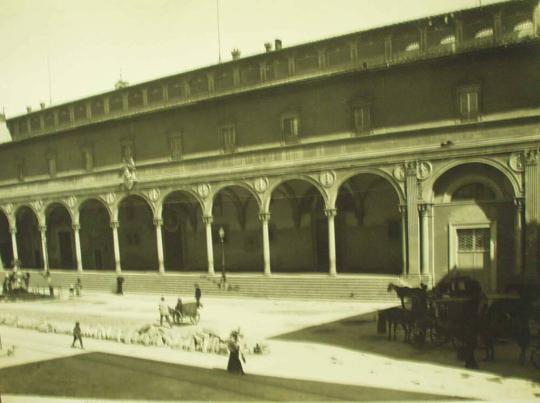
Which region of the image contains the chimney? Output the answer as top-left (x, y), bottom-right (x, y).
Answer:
top-left (26, 106), bottom-right (32, 113)
top-left (40, 102), bottom-right (46, 109)
top-left (264, 42), bottom-right (272, 52)
top-left (231, 48), bottom-right (241, 60)
top-left (275, 39), bottom-right (282, 50)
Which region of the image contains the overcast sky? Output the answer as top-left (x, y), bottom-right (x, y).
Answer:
top-left (0, 0), bottom-right (506, 124)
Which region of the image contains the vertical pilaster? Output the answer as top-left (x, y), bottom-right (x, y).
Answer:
top-left (111, 221), bottom-right (121, 273)
top-left (73, 224), bottom-right (83, 272)
top-left (418, 203), bottom-right (431, 276)
top-left (525, 150), bottom-right (539, 273)
top-left (259, 213), bottom-right (271, 275)
top-left (398, 205), bottom-right (408, 275)
top-left (39, 225), bottom-right (49, 271)
top-left (10, 227), bottom-right (18, 268)
top-left (203, 216), bottom-right (215, 275)
top-left (405, 162), bottom-right (420, 276)
top-left (154, 218), bottom-right (165, 274)
top-left (514, 197), bottom-right (524, 274)
top-left (325, 208), bottom-right (337, 276)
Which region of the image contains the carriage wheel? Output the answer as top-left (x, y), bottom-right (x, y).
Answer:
top-left (190, 312), bottom-right (200, 325)
top-left (531, 348), bottom-right (540, 369)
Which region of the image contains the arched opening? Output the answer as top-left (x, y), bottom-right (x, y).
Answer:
top-left (15, 206), bottom-right (43, 269)
top-left (162, 191), bottom-right (205, 271)
top-left (336, 174), bottom-right (402, 274)
top-left (118, 195), bottom-right (158, 270)
top-left (432, 163), bottom-right (515, 291)
top-left (0, 211), bottom-right (13, 268)
top-left (269, 179), bottom-right (326, 272)
top-left (46, 203), bottom-right (76, 269)
top-left (80, 199), bottom-right (115, 270)
top-left (212, 186), bottom-right (260, 272)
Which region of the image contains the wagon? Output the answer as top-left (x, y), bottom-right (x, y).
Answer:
top-left (170, 302), bottom-right (200, 325)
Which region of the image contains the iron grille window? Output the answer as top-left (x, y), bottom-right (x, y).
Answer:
top-left (283, 116), bottom-right (299, 137)
top-left (457, 228), bottom-right (489, 252)
top-left (220, 125), bottom-right (236, 153)
top-left (353, 105), bottom-right (372, 133)
top-left (458, 86), bottom-right (480, 121)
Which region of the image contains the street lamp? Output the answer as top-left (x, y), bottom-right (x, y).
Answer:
top-left (218, 226), bottom-right (226, 288)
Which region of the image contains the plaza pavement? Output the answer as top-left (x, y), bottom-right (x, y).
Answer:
top-left (0, 291), bottom-right (539, 401)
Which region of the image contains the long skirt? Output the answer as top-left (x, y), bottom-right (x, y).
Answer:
top-left (227, 350), bottom-right (245, 375)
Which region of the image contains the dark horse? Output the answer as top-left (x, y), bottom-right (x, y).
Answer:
top-left (479, 295), bottom-right (531, 364)
top-left (378, 307), bottom-right (413, 342)
top-left (387, 283), bottom-right (426, 309)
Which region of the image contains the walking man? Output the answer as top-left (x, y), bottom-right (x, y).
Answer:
top-left (195, 284), bottom-right (202, 308)
top-left (159, 297), bottom-right (172, 327)
top-left (71, 322), bottom-right (84, 349)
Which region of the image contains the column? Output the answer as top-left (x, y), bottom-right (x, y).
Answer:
top-left (203, 216), bottom-right (215, 275)
top-left (418, 203), bottom-right (431, 276)
top-left (154, 218), bottom-right (165, 274)
top-left (405, 163), bottom-right (420, 276)
top-left (325, 208), bottom-right (337, 276)
top-left (525, 151), bottom-right (539, 273)
top-left (259, 213), bottom-right (271, 275)
top-left (111, 221), bottom-right (121, 273)
top-left (73, 224), bottom-right (83, 272)
top-left (39, 225), bottom-right (49, 271)
top-left (10, 226), bottom-right (18, 268)
top-left (398, 205), bottom-right (408, 275)
top-left (514, 197), bottom-right (524, 274)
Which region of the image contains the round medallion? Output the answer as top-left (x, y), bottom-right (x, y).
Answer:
top-left (148, 188), bottom-right (160, 202)
top-left (195, 183), bottom-right (210, 199)
top-left (253, 177), bottom-right (269, 193)
top-left (393, 165), bottom-right (405, 181)
top-left (509, 152), bottom-right (525, 172)
top-left (319, 171), bottom-right (336, 188)
top-left (416, 161), bottom-right (432, 180)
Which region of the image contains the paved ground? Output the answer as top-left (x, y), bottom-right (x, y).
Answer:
top-left (0, 291), bottom-right (539, 402)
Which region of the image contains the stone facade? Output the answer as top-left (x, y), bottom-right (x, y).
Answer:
top-left (0, 0), bottom-right (539, 292)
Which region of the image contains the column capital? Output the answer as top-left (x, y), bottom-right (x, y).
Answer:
top-left (417, 203), bottom-right (432, 215)
top-left (258, 212), bottom-right (271, 222)
top-left (324, 208), bottom-right (337, 218)
top-left (514, 197), bottom-right (525, 210)
top-left (202, 215), bottom-right (214, 224)
top-left (110, 221), bottom-right (119, 229)
top-left (525, 149), bottom-right (539, 166)
top-left (398, 204), bottom-right (407, 215)
top-left (72, 224), bottom-right (81, 231)
top-left (153, 218), bottom-right (163, 227)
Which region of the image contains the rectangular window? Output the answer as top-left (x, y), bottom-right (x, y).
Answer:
top-left (82, 147), bottom-right (94, 172)
top-left (283, 117), bottom-right (299, 137)
top-left (458, 86), bottom-right (480, 121)
top-left (170, 134), bottom-right (183, 160)
top-left (16, 160), bottom-right (25, 182)
top-left (353, 105), bottom-right (372, 133)
top-left (47, 154), bottom-right (57, 177)
top-left (220, 125), bottom-right (236, 153)
top-left (121, 140), bottom-right (135, 161)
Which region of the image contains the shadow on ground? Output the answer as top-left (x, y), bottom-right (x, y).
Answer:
top-left (0, 352), bottom-right (459, 401)
top-left (272, 310), bottom-right (540, 384)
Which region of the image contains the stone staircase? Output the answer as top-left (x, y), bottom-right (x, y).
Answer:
top-left (0, 270), bottom-right (401, 301)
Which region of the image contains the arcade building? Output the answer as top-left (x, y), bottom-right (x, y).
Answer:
top-left (0, 0), bottom-right (539, 297)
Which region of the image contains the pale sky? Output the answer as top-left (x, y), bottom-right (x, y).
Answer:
top-left (0, 0), bottom-right (506, 138)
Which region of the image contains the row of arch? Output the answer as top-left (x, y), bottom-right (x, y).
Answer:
top-left (0, 162), bottom-right (518, 277)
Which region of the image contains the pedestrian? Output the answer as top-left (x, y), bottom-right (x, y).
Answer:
top-left (44, 270), bottom-right (54, 297)
top-left (69, 284), bottom-right (75, 297)
top-left (23, 272), bottom-right (30, 291)
top-left (71, 321), bottom-right (84, 349)
top-left (159, 297), bottom-right (172, 327)
top-left (194, 284), bottom-right (202, 307)
top-left (227, 329), bottom-right (246, 375)
top-left (173, 297), bottom-right (183, 324)
top-left (75, 278), bottom-right (83, 297)
top-left (116, 276), bottom-right (124, 295)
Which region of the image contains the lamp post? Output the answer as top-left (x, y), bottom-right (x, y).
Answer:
top-left (218, 226), bottom-right (226, 288)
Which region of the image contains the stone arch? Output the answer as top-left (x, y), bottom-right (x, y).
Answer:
top-left (118, 194), bottom-right (158, 271)
top-left (44, 200), bottom-right (76, 223)
top-left (0, 209), bottom-right (13, 268)
top-left (423, 158), bottom-right (520, 201)
top-left (15, 205), bottom-right (43, 269)
top-left (211, 185), bottom-right (262, 273)
top-left (211, 182), bottom-right (262, 215)
top-left (158, 188), bottom-right (203, 218)
top-left (45, 203), bottom-right (76, 269)
top-left (335, 172), bottom-right (403, 274)
top-left (161, 190), bottom-right (205, 271)
top-left (79, 198), bottom-right (115, 270)
top-left (116, 191), bottom-right (157, 221)
top-left (80, 196), bottom-right (113, 222)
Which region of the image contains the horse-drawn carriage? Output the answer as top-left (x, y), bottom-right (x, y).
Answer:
top-left (169, 301), bottom-right (200, 325)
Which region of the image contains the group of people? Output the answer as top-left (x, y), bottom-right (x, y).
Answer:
top-left (2, 267), bottom-right (30, 295)
top-left (158, 284), bottom-right (202, 327)
top-left (69, 278), bottom-right (83, 297)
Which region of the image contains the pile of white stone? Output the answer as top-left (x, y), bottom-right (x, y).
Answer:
top-left (0, 313), bottom-right (268, 356)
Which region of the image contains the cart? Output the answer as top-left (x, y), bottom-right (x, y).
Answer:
top-left (170, 301), bottom-right (200, 325)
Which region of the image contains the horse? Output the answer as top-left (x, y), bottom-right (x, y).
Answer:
top-left (387, 283), bottom-right (426, 309)
top-left (378, 307), bottom-right (414, 342)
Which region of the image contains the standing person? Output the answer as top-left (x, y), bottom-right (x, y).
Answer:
top-left (71, 322), bottom-right (84, 349)
top-left (173, 297), bottom-right (183, 324)
top-left (159, 297), bottom-right (172, 327)
top-left (116, 276), bottom-right (124, 295)
top-left (194, 284), bottom-right (202, 308)
top-left (75, 278), bottom-right (83, 297)
top-left (44, 270), bottom-right (54, 297)
top-left (227, 329), bottom-right (246, 375)
top-left (23, 272), bottom-right (30, 291)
